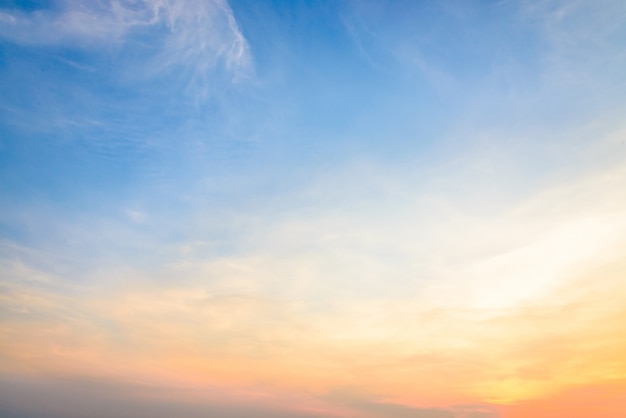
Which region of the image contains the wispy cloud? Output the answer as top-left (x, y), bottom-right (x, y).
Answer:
top-left (152, 0), bottom-right (252, 96)
top-left (515, 0), bottom-right (626, 89)
top-left (0, 0), bottom-right (170, 45)
top-left (0, 0), bottom-right (251, 94)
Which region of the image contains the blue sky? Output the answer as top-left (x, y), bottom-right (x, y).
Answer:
top-left (1, 1), bottom-right (626, 418)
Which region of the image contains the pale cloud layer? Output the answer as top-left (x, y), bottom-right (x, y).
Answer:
top-left (1, 121), bottom-right (625, 415)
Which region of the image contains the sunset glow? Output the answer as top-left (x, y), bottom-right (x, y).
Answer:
top-left (1, 1), bottom-right (626, 417)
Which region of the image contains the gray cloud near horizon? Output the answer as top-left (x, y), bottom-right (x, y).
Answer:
top-left (0, 374), bottom-right (500, 418)
top-left (0, 374), bottom-right (320, 418)
top-left (326, 388), bottom-right (500, 418)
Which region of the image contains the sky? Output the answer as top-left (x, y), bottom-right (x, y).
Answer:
top-left (1, 0), bottom-right (626, 417)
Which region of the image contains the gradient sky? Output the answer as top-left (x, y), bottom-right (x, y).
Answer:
top-left (1, 1), bottom-right (626, 417)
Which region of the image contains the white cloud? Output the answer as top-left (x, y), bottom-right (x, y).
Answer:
top-left (0, 0), bottom-right (251, 91)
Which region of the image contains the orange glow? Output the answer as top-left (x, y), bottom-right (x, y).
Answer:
top-left (501, 380), bottom-right (626, 418)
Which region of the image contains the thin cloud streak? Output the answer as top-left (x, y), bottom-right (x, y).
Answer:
top-left (0, 0), bottom-right (251, 86)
